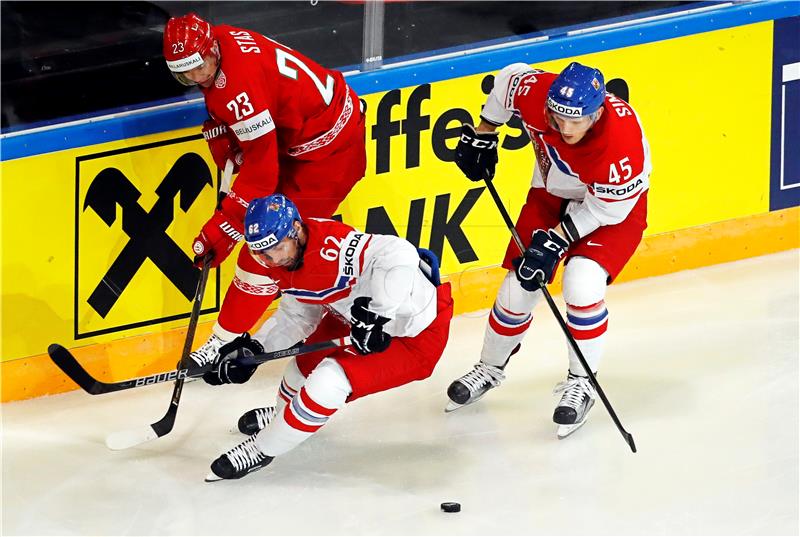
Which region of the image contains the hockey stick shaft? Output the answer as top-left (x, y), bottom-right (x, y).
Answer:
top-left (221, 158), bottom-right (234, 195)
top-left (217, 158), bottom-right (234, 208)
top-left (47, 337), bottom-right (350, 395)
top-left (483, 178), bottom-right (636, 453)
top-left (150, 256), bottom-right (212, 437)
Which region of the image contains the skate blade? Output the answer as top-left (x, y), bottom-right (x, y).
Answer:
top-left (444, 400), bottom-right (465, 413)
top-left (445, 393), bottom-right (488, 413)
top-left (556, 418), bottom-right (588, 439)
top-left (204, 472), bottom-right (223, 483)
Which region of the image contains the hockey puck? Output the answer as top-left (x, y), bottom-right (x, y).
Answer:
top-left (440, 502), bottom-right (461, 513)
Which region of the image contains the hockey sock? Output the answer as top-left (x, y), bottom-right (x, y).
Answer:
top-left (275, 358), bottom-right (305, 414)
top-left (562, 257), bottom-right (608, 376)
top-left (255, 358), bottom-right (351, 457)
top-left (480, 271), bottom-right (541, 367)
top-left (565, 300), bottom-right (607, 375)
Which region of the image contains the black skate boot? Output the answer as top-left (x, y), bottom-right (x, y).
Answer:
top-left (237, 406), bottom-right (277, 435)
top-left (445, 344), bottom-right (520, 412)
top-left (205, 435), bottom-right (274, 482)
top-left (553, 372), bottom-right (596, 438)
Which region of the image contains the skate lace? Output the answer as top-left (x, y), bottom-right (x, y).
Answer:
top-left (189, 334), bottom-right (226, 366)
top-left (553, 375), bottom-right (596, 409)
top-left (255, 407), bottom-right (277, 430)
top-left (225, 436), bottom-right (267, 472)
top-left (460, 363), bottom-right (506, 393)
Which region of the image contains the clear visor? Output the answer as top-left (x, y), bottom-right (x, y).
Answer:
top-left (171, 71), bottom-right (199, 87)
top-left (167, 49), bottom-right (218, 87)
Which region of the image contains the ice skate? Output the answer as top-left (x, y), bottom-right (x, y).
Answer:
top-left (445, 345), bottom-right (520, 412)
top-left (237, 406), bottom-right (277, 435)
top-left (553, 372), bottom-right (596, 439)
top-left (205, 435), bottom-right (274, 482)
top-left (179, 333), bottom-right (229, 382)
top-left (187, 333), bottom-right (228, 368)
top-left (445, 363), bottom-right (505, 412)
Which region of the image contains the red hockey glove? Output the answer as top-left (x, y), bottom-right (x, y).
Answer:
top-left (192, 205), bottom-right (245, 268)
top-left (202, 119), bottom-right (243, 173)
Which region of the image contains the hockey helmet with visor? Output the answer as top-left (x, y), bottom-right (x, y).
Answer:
top-left (163, 13), bottom-right (219, 86)
top-left (244, 195), bottom-right (304, 269)
top-left (546, 62), bottom-right (606, 120)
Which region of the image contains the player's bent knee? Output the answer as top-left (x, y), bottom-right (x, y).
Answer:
top-left (563, 256), bottom-right (608, 307)
top-left (281, 357), bottom-right (305, 390)
top-left (498, 270), bottom-right (543, 313)
top-left (303, 358), bottom-right (352, 410)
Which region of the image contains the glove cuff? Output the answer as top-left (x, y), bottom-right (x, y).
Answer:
top-left (548, 227), bottom-right (571, 248)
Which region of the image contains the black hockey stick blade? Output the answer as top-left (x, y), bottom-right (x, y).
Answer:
top-left (48, 343), bottom-right (108, 395)
top-left (47, 337), bottom-right (350, 397)
top-left (48, 343), bottom-right (198, 395)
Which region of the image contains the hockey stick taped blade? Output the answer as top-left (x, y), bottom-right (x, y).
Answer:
top-left (105, 427), bottom-right (158, 450)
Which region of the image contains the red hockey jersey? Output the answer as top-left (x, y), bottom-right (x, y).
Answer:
top-left (201, 26), bottom-right (361, 206)
top-left (481, 63), bottom-right (652, 237)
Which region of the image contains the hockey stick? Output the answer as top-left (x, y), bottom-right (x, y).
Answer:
top-left (103, 158), bottom-right (234, 449)
top-left (221, 158), bottom-right (234, 195)
top-left (103, 257), bottom-right (211, 450)
top-left (47, 337), bottom-right (350, 396)
top-left (483, 177), bottom-right (637, 453)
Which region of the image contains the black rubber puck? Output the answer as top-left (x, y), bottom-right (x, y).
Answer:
top-left (440, 502), bottom-right (461, 513)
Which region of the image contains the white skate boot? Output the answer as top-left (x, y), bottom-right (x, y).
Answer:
top-left (553, 372), bottom-right (596, 439)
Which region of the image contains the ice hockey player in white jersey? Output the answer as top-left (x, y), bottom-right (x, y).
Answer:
top-left (201, 194), bottom-right (454, 480)
top-left (446, 61), bottom-right (650, 438)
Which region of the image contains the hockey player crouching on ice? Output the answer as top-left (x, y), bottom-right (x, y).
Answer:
top-left (447, 62), bottom-right (650, 439)
top-left (202, 194), bottom-right (454, 481)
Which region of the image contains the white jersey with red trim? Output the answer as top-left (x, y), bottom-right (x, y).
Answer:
top-left (251, 218), bottom-right (438, 352)
top-left (481, 63), bottom-right (652, 238)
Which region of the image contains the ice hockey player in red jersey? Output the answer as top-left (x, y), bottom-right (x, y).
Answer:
top-left (201, 194), bottom-right (453, 481)
top-left (446, 62), bottom-right (650, 438)
top-left (162, 13), bottom-right (367, 367)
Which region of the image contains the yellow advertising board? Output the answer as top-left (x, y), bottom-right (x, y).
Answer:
top-left (1, 20), bottom-right (795, 401)
top-left (1, 131), bottom-right (229, 362)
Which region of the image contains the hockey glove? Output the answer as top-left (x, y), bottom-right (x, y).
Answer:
top-left (203, 333), bottom-right (264, 385)
top-left (202, 119), bottom-right (244, 173)
top-left (350, 297), bottom-right (392, 355)
top-left (192, 196), bottom-right (245, 268)
top-left (455, 123), bottom-right (499, 181)
top-left (512, 229), bottom-right (569, 291)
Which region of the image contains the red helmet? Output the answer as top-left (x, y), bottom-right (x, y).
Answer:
top-left (163, 13), bottom-right (218, 85)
